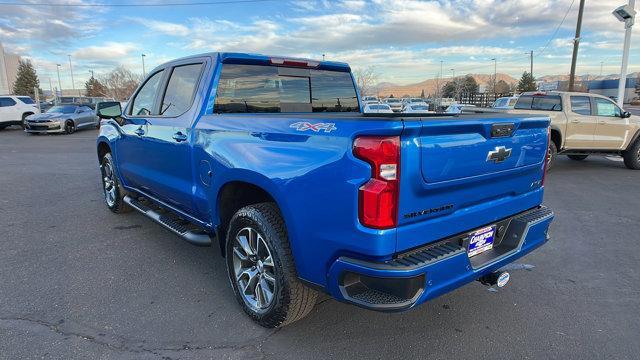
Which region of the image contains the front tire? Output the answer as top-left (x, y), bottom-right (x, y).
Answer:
top-left (100, 153), bottom-right (132, 213)
top-left (225, 203), bottom-right (317, 328)
top-left (567, 154), bottom-right (588, 161)
top-left (622, 139), bottom-right (640, 170)
top-left (64, 120), bottom-right (75, 134)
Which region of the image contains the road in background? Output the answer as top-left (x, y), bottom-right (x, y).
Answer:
top-left (1, 128), bottom-right (639, 359)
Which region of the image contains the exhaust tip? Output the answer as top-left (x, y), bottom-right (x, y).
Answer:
top-left (478, 271), bottom-right (510, 288)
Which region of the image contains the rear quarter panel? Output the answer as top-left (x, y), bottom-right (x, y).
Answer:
top-left (192, 114), bottom-right (404, 287)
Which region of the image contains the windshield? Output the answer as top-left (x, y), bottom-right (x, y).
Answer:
top-left (47, 105), bottom-right (77, 114)
top-left (386, 99), bottom-right (401, 103)
top-left (370, 105), bottom-right (390, 110)
top-left (411, 105), bottom-right (428, 110)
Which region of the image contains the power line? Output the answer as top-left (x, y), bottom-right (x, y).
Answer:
top-left (0, 0), bottom-right (273, 7)
top-left (537, 0), bottom-right (576, 57)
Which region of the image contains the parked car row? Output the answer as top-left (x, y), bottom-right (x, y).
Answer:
top-left (362, 96), bottom-right (434, 114)
top-left (0, 95), bottom-right (101, 135)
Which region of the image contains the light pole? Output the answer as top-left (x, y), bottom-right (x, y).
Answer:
top-left (613, 1), bottom-right (636, 107)
top-left (56, 63), bottom-right (62, 102)
top-left (600, 61), bottom-right (604, 76)
top-left (491, 58), bottom-right (497, 95)
top-left (141, 54), bottom-right (146, 77)
top-left (67, 55), bottom-right (76, 96)
top-left (525, 51), bottom-right (533, 77)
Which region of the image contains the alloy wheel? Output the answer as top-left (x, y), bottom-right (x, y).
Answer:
top-left (232, 227), bottom-right (276, 311)
top-left (102, 161), bottom-right (117, 207)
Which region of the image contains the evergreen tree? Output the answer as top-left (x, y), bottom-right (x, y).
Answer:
top-left (85, 76), bottom-right (108, 97)
top-left (420, 89), bottom-right (425, 98)
top-left (12, 59), bottom-right (40, 98)
top-left (517, 72), bottom-right (537, 92)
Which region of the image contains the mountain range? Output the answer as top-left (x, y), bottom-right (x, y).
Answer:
top-left (373, 72), bottom-right (640, 98)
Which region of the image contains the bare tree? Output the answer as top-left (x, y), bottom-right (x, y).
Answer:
top-left (353, 66), bottom-right (378, 96)
top-left (100, 66), bottom-right (141, 101)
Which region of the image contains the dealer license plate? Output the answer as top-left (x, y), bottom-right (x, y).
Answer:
top-left (467, 225), bottom-right (496, 257)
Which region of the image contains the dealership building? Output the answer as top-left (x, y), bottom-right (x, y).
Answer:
top-left (0, 42), bottom-right (21, 95)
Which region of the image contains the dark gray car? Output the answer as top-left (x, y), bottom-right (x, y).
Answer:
top-left (24, 104), bottom-right (98, 134)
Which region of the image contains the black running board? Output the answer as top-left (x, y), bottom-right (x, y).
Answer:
top-left (123, 195), bottom-right (212, 246)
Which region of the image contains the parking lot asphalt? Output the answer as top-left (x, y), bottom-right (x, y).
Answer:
top-left (1, 126), bottom-right (639, 360)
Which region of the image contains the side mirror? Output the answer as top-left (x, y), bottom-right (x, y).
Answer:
top-left (96, 101), bottom-right (122, 119)
top-left (622, 111), bottom-right (631, 118)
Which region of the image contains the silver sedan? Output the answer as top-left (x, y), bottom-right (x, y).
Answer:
top-left (25, 104), bottom-right (98, 134)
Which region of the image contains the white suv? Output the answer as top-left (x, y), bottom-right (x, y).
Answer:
top-left (0, 95), bottom-right (40, 130)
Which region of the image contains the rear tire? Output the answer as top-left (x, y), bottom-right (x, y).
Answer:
top-left (225, 203), bottom-right (317, 328)
top-left (567, 154), bottom-right (588, 161)
top-left (546, 141), bottom-right (557, 171)
top-left (100, 153), bottom-right (132, 213)
top-left (622, 139), bottom-right (640, 170)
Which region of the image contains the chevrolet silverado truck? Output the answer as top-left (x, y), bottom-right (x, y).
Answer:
top-left (95, 53), bottom-right (554, 328)
top-left (509, 91), bottom-right (640, 170)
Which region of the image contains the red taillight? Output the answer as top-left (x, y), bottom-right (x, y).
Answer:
top-left (353, 136), bottom-right (400, 229)
top-left (542, 127), bottom-right (550, 185)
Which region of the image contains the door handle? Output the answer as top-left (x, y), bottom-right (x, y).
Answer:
top-left (571, 119), bottom-right (580, 123)
top-left (598, 121), bottom-right (606, 124)
top-left (134, 127), bottom-right (145, 136)
top-left (172, 132), bottom-right (188, 142)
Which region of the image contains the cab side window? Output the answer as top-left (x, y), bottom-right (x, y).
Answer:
top-left (159, 63), bottom-right (203, 117)
top-left (130, 70), bottom-right (164, 116)
top-left (0, 97), bottom-right (17, 107)
top-left (570, 96), bottom-right (591, 115)
top-left (595, 98), bottom-right (622, 117)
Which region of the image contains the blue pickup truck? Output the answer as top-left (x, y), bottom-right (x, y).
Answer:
top-left (96, 52), bottom-right (554, 328)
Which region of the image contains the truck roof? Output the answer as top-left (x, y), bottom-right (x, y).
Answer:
top-left (157, 52), bottom-right (352, 72)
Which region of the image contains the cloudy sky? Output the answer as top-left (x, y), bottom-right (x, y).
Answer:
top-left (0, 0), bottom-right (638, 90)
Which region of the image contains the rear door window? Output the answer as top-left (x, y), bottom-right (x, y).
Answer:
top-left (160, 63), bottom-right (203, 117)
top-left (514, 95), bottom-right (562, 111)
top-left (570, 96), bottom-right (591, 115)
top-left (214, 64), bottom-right (358, 113)
top-left (0, 97), bottom-right (17, 107)
top-left (130, 70), bottom-right (164, 116)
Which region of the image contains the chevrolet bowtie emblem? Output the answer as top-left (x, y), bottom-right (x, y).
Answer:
top-left (486, 146), bottom-right (512, 163)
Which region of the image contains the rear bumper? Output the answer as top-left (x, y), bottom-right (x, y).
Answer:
top-left (326, 206), bottom-right (554, 311)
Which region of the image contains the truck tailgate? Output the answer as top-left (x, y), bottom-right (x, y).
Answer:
top-left (396, 115), bottom-right (549, 253)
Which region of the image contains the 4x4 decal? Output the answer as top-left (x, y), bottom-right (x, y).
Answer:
top-left (290, 122), bottom-right (337, 133)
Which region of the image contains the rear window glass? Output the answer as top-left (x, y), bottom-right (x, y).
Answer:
top-left (411, 105), bottom-right (428, 110)
top-left (369, 105), bottom-right (389, 110)
top-left (214, 64), bottom-right (358, 113)
top-left (17, 97), bottom-right (35, 104)
top-left (570, 96), bottom-right (591, 115)
top-left (514, 95), bottom-right (562, 111)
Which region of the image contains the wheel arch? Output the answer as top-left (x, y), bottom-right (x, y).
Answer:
top-left (215, 179), bottom-right (285, 257)
top-left (97, 140), bottom-right (111, 163)
top-left (550, 126), bottom-right (562, 150)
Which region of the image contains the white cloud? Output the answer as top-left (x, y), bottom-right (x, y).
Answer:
top-left (73, 42), bottom-right (139, 60)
